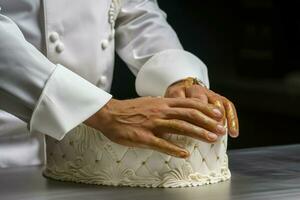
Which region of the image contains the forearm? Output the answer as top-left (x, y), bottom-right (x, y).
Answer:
top-left (0, 14), bottom-right (112, 140)
top-left (0, 14), bottom-right (55, 122)
top-left (115, 0), bottom-right (209, 97)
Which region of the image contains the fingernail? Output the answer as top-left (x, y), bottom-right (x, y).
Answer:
top-left (212, 108), bottom-right (222, 117)
top-left (179, 150), bottom-right (189, 158)
top-left (231, 133), bottom-right (239, 138)
top-left (207, 132), bottom-right (218, 141)
top-left (217, 125), bottom-right (226, 134)
top-left (230, 129), bottom-right (239, 138)
top-left (231, 121), bottom-right (236, 129)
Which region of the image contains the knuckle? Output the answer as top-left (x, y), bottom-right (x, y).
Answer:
top-left (149, 107), bottom-right (162, 114)
top-left (167, 119), bottom-right (176, 126)
top-left (188, 109), bottom-right (199, 119)
top-left (161, 102), bottom-right (171, 110)
top-left (168, 120), bottom-right (181, 130)
top-left (159, 108), bottom-right (170, 118)
top-left (150, 107), bottom-right (168, 117)
top-left (161, 99), bottom-right (171, 108)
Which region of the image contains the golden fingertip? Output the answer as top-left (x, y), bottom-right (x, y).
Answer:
top-left (179, 150), bottom-right (190, 158)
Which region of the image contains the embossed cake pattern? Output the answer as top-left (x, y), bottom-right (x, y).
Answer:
top-left (44, 124), bottom-right (231, 188)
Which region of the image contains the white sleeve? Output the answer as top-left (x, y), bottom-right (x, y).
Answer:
top-left (0, 14), bottom-right (112, 140)
top-left (115, 0), bottom-right (209, 97)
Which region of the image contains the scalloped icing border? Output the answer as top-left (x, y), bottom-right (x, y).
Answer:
top-left (43, 155), bottom-right (231, 188)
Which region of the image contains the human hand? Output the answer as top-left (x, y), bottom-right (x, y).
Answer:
top-left (165, 77), bottom-right (239, 138)
top-left (85, 97), bottom-right (225, 158)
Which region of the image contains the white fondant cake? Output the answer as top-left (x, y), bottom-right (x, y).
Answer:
top-left (44, 124), bottom-right (230, 188)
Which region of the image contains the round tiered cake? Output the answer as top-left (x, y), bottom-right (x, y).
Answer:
top-left (44, 124), bottom-right (230, 188)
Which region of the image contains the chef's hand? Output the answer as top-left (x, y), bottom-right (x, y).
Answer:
top-left (85, 97), bottom-right (225, 158)
top-left (165, 77), bottom-right (239, 138)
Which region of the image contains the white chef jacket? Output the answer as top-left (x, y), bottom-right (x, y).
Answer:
top-left (0, 0), bottom-right (209, 168)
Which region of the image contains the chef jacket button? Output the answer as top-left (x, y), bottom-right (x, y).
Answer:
top-left (108, 29), bottom-right (115, 41)
top-left (49, 32), bottom-right (59, 43)
top-left (101, 39), bottom-right (109, 50)
top-left (99, 75), bottom-right (108, 87)
top-left (55, 42), bottom-right (65, 53)
top-left (109, 16), bottom-right (115, 24)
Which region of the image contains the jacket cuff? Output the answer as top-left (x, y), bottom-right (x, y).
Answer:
top-left (135, 49), bottom-right (210, 97)
top-left (29, 64), bottom-right (112, 140)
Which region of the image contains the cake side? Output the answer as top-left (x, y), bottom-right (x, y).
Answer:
top-left (44, 124), bottom-right (231, 188)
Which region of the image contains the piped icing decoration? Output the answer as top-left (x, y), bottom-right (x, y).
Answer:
top-left (44, 124), bottom-right (230, 188)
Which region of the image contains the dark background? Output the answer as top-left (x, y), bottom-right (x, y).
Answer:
top-left (111, 0), bottom-right (300, 149)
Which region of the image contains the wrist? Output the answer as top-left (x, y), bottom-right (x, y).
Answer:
top-left (84, 98), bottom-right (117, 131)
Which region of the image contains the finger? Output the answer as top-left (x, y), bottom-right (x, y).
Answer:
top-left (165, 88), bottom-right (186, 98)
top-left (146, 135), bottom-right (190, 158)
top-left (167, 98), bottom-right (223, 120)
top-left (207, 95), bottom-right (226, 125)
top-left (185, 85), bottom-right (208, 104)
top-left (154, 119), bottom-right (219, 143)
top-left (113, 131), bottom-right (189, 158)
top-left (224, 99), bottom-right (239, 138)
top-left (165, 108), bottom-right (226, 135)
